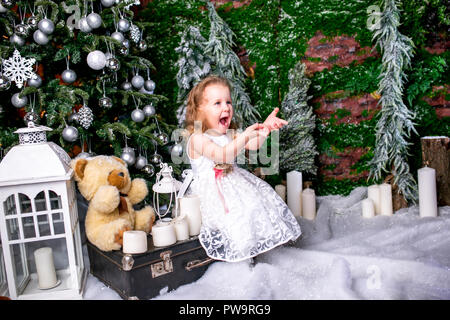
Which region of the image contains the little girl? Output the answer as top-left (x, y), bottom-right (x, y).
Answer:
top-left (184, 75), bottom-right (301, 262)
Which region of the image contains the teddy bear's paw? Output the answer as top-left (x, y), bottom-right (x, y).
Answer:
top-left (127, 178), bottom-right (149, 205)
top-left (114, 225), bottom-right (132, 246)
top-left (91, 185), bottom-right (120, 214)
top-left (134, 206), bottom-right (155, 233)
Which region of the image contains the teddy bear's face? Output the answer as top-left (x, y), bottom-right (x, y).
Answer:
top-left (71, 156), bottom-right (132, 201)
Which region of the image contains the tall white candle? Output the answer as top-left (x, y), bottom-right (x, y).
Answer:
top-left (152, 223), bottom-right (177, 247)
top-left (173, 215), bottom-right (190, 241)
top-left (379, 183), bottom-right (393, 216)
top-left (180, 195), bottom-right (202, 236)
top-left (361, 198), bottom-right (375, 218)
top-left (418, 166), bottom-right (438, 218)
top-left (123, 231), bottom-right (148, 254)
top-left (34, 247), bottom-right (58, 289)
top-left (301, 188), bottom-right (316, 220)
top-left (275, 184), bottom-right (286, 202)
top-left (287, 171), bottom-right (302, 217)
top-left (367, 184), bottom-right (381, 215)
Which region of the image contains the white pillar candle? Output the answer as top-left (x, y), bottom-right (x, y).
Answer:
top-left (379, 183), bottom-right (393, 216)
top-left (367, 184), bottom-right (381, 215)
top-left (361, 198), bottom-right (375, 218)
top-left (287, 171), bottom-right (302, 217)
top-left (34, 247), bottom-right (58, 289)
top-left (301, 188), bottom-right (316, 220)
top-left (173, 215), bottom-right (190, 241)
top-left (152, 223), bottom-right (177, 247)
top-left (180, 195), bottom-right (202, 236)
top-left (418, 166), bottom-right (438, 218)
top-left (275, 184), bottom-right (286, 202)
top-left (123, 231), bottom-right (148, 254)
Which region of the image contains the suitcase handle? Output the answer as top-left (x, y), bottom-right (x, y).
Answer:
top-left (185, 257), bottom-right (214, 271)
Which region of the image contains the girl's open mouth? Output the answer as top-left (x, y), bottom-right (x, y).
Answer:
top-left (219, 116), bottom-right (229, 127)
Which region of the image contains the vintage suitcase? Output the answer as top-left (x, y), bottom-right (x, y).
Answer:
top-left (87, 235), bottom-right (214, 300)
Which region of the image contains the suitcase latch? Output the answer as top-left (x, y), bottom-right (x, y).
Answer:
top-left (122, 254), bottom-right (135, 271)
top-left (150, 250), bottom-right (173, 278)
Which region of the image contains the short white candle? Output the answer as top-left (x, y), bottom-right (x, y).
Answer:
top-left (173, 216), bottom-right (190, 241)
top-left (367, 184), bottom-right (381, 215)
top-left (180, 195), bottom-right (202, 236)
top-left (301, 188), bottom-right (316, 220)
top-left (152, 223), bottom-right (177, 247)
top-left (361, 198), bottom-right (375, 218)
top-left (379, 183), bottom-right (393, 216)
top-left (287, 171), bottom-right (302, 217)
top-left (275, 184), bottom-right (286, 202)
top-left (418, 166), bottom-right (438, 218)
top-left (123, 231), bottom-right (148, 254)
top-left (33, 247), bottom-right (58, 289)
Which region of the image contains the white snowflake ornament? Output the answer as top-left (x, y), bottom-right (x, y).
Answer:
top-left (3, 49), bottom-right (37, 89)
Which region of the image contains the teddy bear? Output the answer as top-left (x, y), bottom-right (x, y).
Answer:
top-left (71, 155), bottom-right (155, 252)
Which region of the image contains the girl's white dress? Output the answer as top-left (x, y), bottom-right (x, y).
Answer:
top-left (186, 132), bottom-right (301, 262)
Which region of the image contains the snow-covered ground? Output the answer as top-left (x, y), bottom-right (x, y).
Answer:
top-left (83, 187), bottom-right (450, 300)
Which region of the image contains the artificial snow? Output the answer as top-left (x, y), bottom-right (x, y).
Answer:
top-left (83, 187), bottom-right (450, 300)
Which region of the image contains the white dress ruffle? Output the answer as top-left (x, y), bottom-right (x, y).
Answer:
top-left (187, 133), bottom-right (301, 262)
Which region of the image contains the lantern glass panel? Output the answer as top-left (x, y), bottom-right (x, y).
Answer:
top-left (52, 213), bottom-right (65, 235)
top-left (34, 192), bottom-right (47, 212)
top-left (22, 216), bottom-right (36, 239)
top-left (3, 195), bottom-right (17, 216)
top-left (10, 244), bottom-right (27, 290)
top-left (49, 191), bottom-right (62, 210)
top-left (6, 218), bottom-right (19, 241)
top-left (18, 194), bottom-right (32, 214)
top-left (37, 214), bottom-right (51, 237)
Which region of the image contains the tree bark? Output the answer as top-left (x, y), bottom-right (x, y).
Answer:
top-left (421, 136), bottom-right (450, 206)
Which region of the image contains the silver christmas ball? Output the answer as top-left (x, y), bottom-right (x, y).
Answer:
top-left (0, 4), bottom-right (7, 13)
top-left (118, 18), bottom-right (130, 32)
top-left (61, 69), bottom-right (77, 83)
top-left (0, 75), bottom-right (11, 90)
top-left (38, 18), bottom-right (54, 34)
top-left (99, 96), bottom-right (113, 108)
top-left (131, 74), bottom-right (144, 89)
top-left (150, 153), bottom-right (162, 165)
top-left (87, 50), bottom-right (106, 70)
top-left (143, 104), bottom-right (155, 117)
top-left (24, 111), bottom-right (39, 126)
top-left (27, 75), bottom-right (42, 88)
top-left (27, 15), bottom-right (38, 28)
top-left (106, 57), bottom-right (120, 71)
top-left (144, 79), bottom-right (155, 92)
top-left (118, 45), bottom-right (128, 56)
top-left (171, 143), bottom-right (184, 157)
top-left (79, 16), bottom-right (92, 33)
top-left (135, 156), bottom-right (148, 170)
top-left (86, 12), bottom-right (102, 29)
top-left (157, 132), bottom-right (169, 145)
top-left (139, 86), bottom-right (153, 95)
top-left (33, 29), bottom-right (49, 45)
top-left (121, 81), bottom-right (132, 91)
top-left (11, 93), bottom-right (27, 108)
top-left (122, 39), bottom-right (130, 48)
top-left (138, 40), bottom-right (148, 51)
top-left (10, 33), bottom-right (25, 46)
top-left (101, 0), bottom-right (115, 7)
top-left (1, 0), bottom-right (14, 8)
top-left (121, 147), bottom-right (136, 166)
top-left (141, 164), bottom-right (155, 176)
top-left (15, 23), bottom-right (29, 37)
top-left (76, 152), bottom-right (90, 159)
top-left (68, 112), bottom-right (79, 123)
top-left (111, 31), bottom-right (124, 43)
top-left (131, 108), bottom-right (145, 122)
top-left (62, 126), bottom-right (79, 142)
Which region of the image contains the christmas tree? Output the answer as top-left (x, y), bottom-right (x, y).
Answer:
top-left (0, 0), bottom-right (181, 186)
top-left (279, 61), bottom-right (318, 175)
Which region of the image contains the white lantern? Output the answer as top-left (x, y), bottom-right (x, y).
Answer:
top-left (0, 123), bottom-right (87, 300)
top-left (152, 162), bottom-right (182, 221)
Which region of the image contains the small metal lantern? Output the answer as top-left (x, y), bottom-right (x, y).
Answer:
top-left (0, 122), bottom-right (87, 299)
top-left (152, 163), bottom-right (182, 222)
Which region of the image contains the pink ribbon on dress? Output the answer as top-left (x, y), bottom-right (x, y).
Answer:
top-left (213, 167), bottom-right (230, 214)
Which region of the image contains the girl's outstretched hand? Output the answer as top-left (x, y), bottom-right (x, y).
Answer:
top-left (243, 122), bottom-right (266, 141)
top-left (263, 107), bottom-right (288, 131)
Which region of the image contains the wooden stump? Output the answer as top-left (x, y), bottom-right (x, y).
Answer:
top-left (421, 136), bottom-right (450, 206)
top-left (384, 174), bottom-right (408, 212)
